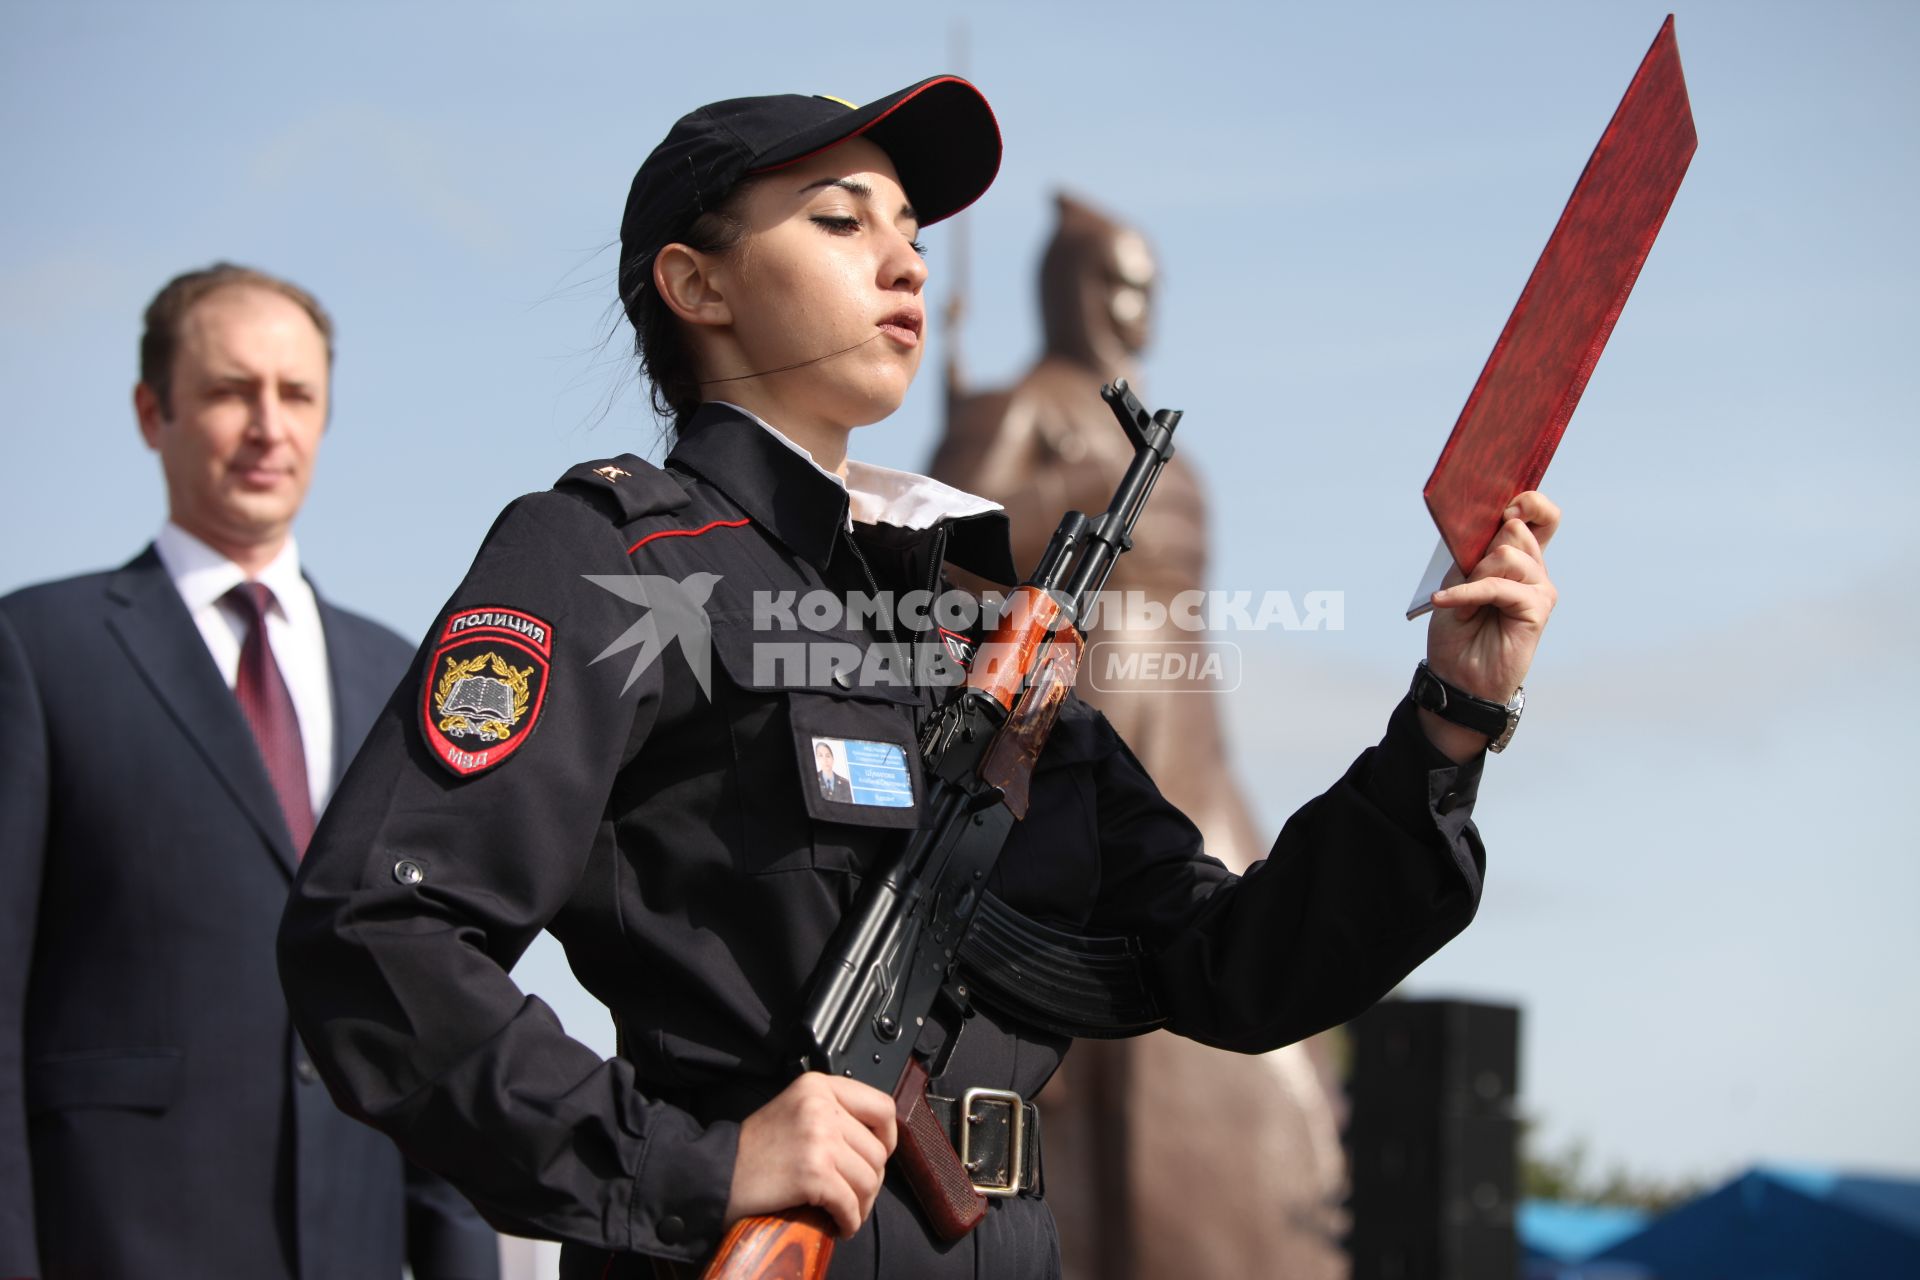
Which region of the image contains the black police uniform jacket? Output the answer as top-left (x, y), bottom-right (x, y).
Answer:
top-left (278, 404), bottom-right (1489, 1279)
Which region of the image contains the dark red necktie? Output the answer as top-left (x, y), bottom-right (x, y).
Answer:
top-left (227, 582), bottom-right (315, 856)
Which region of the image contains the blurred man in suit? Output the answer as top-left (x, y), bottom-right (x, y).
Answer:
top-left (0, 263), bottom-right (500, 1279)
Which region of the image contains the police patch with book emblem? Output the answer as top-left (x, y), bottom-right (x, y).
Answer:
top-left (421, 606), bottom-right (553, 777)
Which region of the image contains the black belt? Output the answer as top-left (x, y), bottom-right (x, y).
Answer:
top-left (633, 1070), bottom-right (1044, 1201)
top-left (926, 1088), bottom-right (1044, 1199)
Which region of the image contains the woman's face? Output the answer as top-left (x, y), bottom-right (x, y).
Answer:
top-left (710, 137), bottom-right (929, 431)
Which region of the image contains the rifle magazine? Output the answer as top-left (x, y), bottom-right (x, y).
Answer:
top-left (957, 892), bottom-right (1167, 1038)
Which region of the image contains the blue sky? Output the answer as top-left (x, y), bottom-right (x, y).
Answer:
top-left (4, 0), bottom-right (1915, 1187)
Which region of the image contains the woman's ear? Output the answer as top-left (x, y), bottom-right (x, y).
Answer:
top-left (654, 244), bottom-right (733, 328)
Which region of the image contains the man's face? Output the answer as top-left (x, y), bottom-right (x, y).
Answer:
top-left (136, 285), bottom-right (330, 558)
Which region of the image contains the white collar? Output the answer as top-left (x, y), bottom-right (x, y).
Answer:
top-left (154, 521), bottom-right (309, 617)
top-left (713, 400), bottom-right (1003, 532)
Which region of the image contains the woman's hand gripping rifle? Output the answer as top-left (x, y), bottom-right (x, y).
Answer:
top-left (699, 382), bottom-right (1181, 1280)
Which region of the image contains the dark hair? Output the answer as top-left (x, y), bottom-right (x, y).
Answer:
top-left (140, 263), bottom-right (334, 417)
top-left (622, 180), bottom-right (759, 431)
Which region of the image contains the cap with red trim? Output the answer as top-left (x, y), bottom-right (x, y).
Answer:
top-left (617, 75), bottom-right (1001, 331)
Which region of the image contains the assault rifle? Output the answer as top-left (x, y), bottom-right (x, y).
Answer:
top-left (701, 381), bottom-right (1181, 1280)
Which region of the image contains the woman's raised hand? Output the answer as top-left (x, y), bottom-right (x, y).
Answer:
top-left (1421, 490), bottom-right (1562, 760)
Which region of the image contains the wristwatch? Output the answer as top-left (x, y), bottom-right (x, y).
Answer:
top-left (1409, 660), bottom-right (1525, 754)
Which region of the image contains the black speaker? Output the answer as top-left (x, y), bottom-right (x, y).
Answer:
top-left (1346, 999), bottom-right (1521, 1280)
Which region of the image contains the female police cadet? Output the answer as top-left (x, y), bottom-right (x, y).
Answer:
top-left (278, 75), bottom-right (1561, 1279)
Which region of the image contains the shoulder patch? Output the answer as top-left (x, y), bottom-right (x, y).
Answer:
top-left (420, 606), bottom-right (553, 777)
top-left (553, 454), bottom-right (690, 523)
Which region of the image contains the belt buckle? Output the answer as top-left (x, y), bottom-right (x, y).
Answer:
top-left (958, 1086), bottom-right (1025, 1198)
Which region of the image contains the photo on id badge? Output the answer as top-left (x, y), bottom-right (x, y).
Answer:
top-left (811, 736), bottom-right (912, 808)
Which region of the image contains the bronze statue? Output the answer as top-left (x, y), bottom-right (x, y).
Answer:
top-left (932, 193), bottom-right (1349, 1279)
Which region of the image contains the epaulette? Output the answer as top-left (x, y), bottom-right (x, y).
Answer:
top-left (552, 454), bottom-right (691, 524)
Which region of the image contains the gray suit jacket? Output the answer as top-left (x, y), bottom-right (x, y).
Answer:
top-left (0, 547), bottom-right (498, 1279)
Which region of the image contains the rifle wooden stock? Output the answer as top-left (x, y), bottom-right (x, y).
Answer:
top-left (698, 1207), bottom-right (835, 1280)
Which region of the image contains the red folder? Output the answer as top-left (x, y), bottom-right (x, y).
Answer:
top-left (1423, 15), bottom-right (1697, 575)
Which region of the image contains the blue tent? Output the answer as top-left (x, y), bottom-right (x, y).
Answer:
top-left (1520, 1200), bottom-right (1656, 1280)
top-left (1521, 1198), bottom-right (1651, 1260)
top-left (1592, 1166), bottom-right (1920, 1279)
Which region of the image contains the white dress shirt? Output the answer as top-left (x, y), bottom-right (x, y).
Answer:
top-left (713, 401), bottom-right (1004, 531)
top-left (153, 522), bottom-right (335, 814)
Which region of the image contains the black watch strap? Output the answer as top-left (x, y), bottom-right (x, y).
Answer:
top-left (1409, 660), bottom-right (1523, 753)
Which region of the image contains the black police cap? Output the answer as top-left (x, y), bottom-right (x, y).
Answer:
top-left (618, 75), bottom-right (1001, 329)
